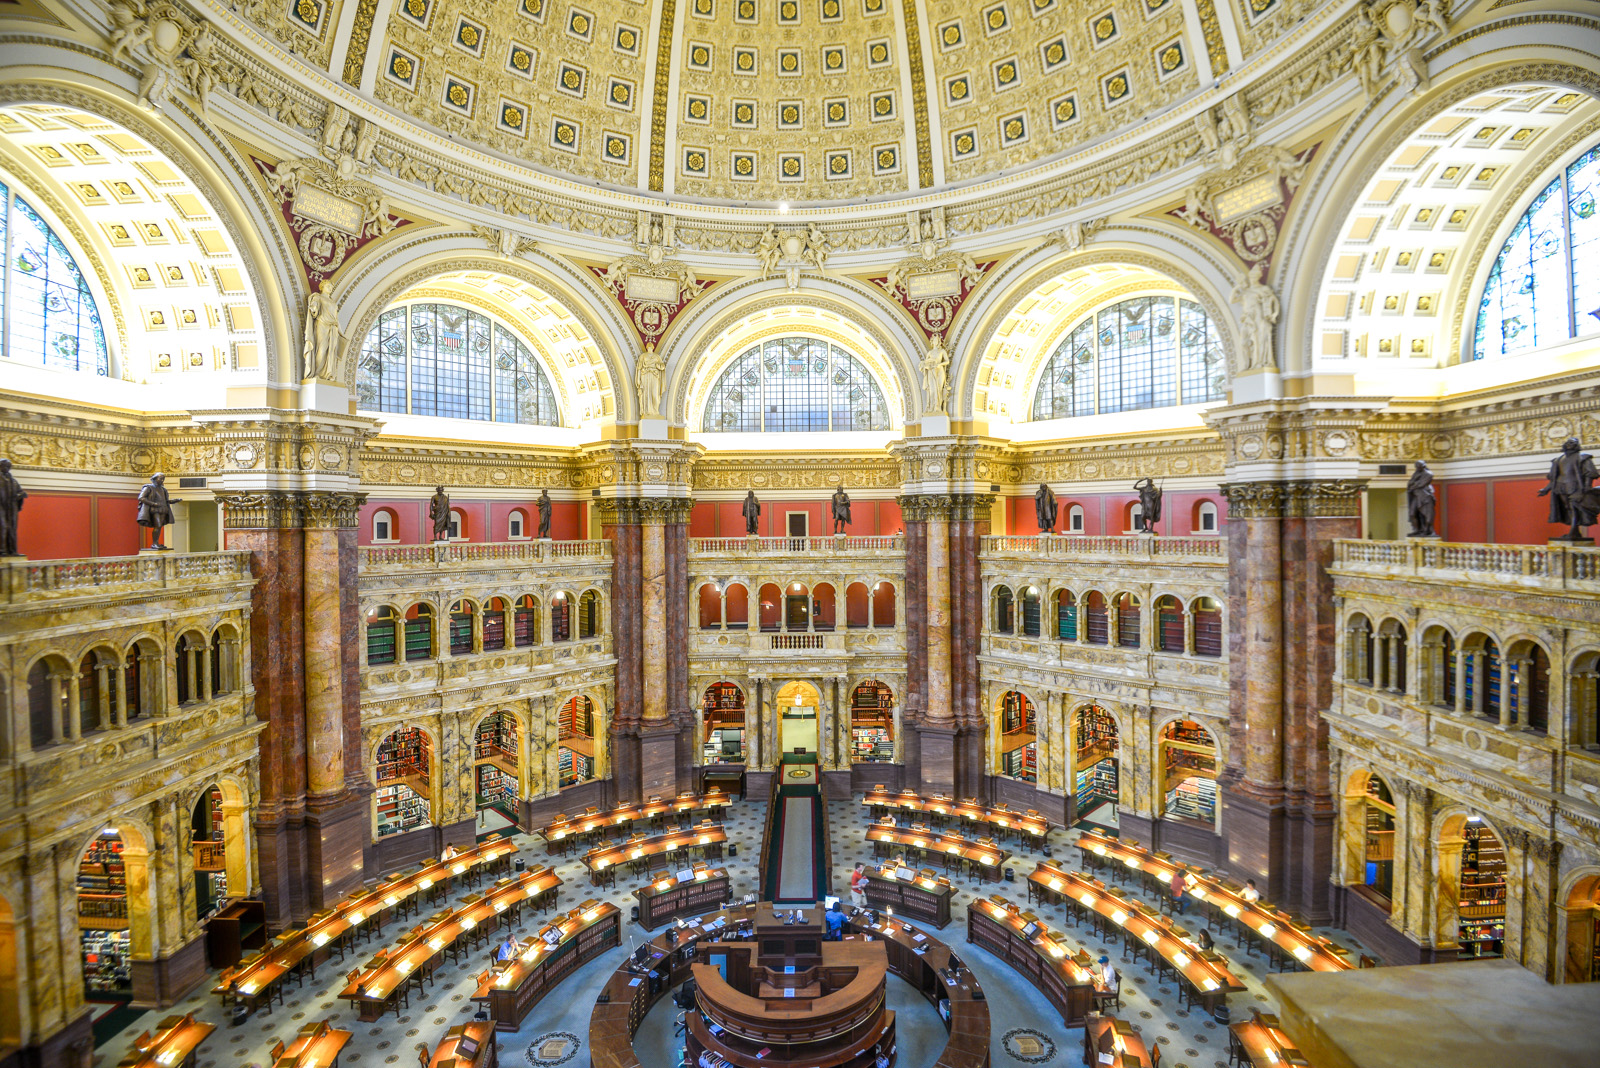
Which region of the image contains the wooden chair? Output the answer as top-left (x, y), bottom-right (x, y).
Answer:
top-left (269, 1040), bottom-right (286, 1062)
top-left (415, 1041), bottom-right (433, 1068)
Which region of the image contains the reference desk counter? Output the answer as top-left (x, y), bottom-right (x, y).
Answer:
top-left (633, 865), bottom-right (730, 929)
top-left (1026, 863), bottom-right (1245, 1015)
top-left (473, 901), bottom-right (622, 1030)
top-left (1075, 831), bottom-right (1351, 973)
top-left (540, 792), bottom-right (735, 853)
top-left (116, 1013), bottom-right (215, 1068)
top-left (587, 903), bottom-right (990, 1068)
top-left (863, 864), bottom-right (955, 928)
top-left (967, 897), bottom-right (1099, 1026)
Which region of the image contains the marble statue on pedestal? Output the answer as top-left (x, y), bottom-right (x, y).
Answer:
top-left (1406, 460), bottom-right (1436, 537)
top-left (429, 486), bottom-right (451, 542)
top-left (831, 488), bottom-right (852, 533)
top-left (1539, 438), bottom-right (1600, 542)
top-left (137, 473), bottom-right (178, 550)
top-left (743, 490), bottom-right (761, 536)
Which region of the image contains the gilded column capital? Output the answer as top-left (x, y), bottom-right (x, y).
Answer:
top-left (216, 490), bottom-right (301, 529)
top-left (1285, 479), bottom-right (1367, 518)
top-left (301, 490), bottom-right (368, 529)
top-left (595, 495), bottom-right (695, 525)
top-left (1219, 481), bottom-right (1288, 519)
top-left (896, 491), bottom-right (994, 522)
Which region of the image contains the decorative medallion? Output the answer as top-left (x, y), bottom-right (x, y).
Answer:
top-left (525, 1029), bottom-right (580, 1064)
top-left (1002, 1027), bottom-right (1058, 1063)
top-left (253, 155), bottom-right (407, 287)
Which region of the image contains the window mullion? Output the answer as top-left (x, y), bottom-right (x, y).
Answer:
top-left (404, 303), bottom-right (414, 415)
top-left (1564, 169), bottom-right (1578, 341)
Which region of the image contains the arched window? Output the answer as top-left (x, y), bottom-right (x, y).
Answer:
top-left (1154, 595), bottom-right (1183, 652)
top-left (1195, 500), bottom-right (1219, 533)
top-left (482, 598), bottom-right (508, 649)
top-left (2, 189), bottom-right (109, 375)
top-left (1067, 504), bottom-right (1085, 533)
top-left (1031, 295), bottom-right (1224, 419)
top-left (447, 509), bottom-right (465, 540)
top-left (356, 302), bottom-right (561, 425)
top-left (448, 599), bottom-right (475, 656)
top-left (372, 508), bottom-right (398, 542)
top-left (1055, 589), bottom-right (1077, 640)
top-left (1114, 593), bottom-right (1141, 648)
top-left (702, 336), bottom-right (892, 432)
top-left (1192, 597), bottom-right (1223, 658)
top-left (508, 509), bottom-right (528, 539)
top-left (1019, 586), bottom-right (1041, 637)
top-left (1473, 142), bottom-right (1600, 361)
top-left (366, 605), bottom-right (398, 664)
top-left (578, 590), bottom-right (601, 639)
top-left (1346, 614), bottom-right (1374, 685)
top-left (403, 604), bottom-right (434, 661)
top-left (993, 585), bottom-right (1014, 634)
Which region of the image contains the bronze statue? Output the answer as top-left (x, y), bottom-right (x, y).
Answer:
top-left (136, 473), bottom-right (178, 550)
top-left (1538, 438), bottom-right (1600, 541)
top-left (1034, 483), bottom-right (1058, 533)
top-left (537, 488), bottom-right (553, 539)
top-left (1406, 460), bottom-right (1436, 537)
top-left (830, 487), bottom-right (852, 533)
top-left (428, 485), bottom-right (451, 542)
top-left (1134, 477), bottom-right (1162, 534)
top-left (742, 490), bottom-right (761, 536)
top-left (0, 458), bottom-right (25, 556)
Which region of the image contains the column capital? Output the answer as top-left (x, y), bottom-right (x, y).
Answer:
top-left (215, 489), bottom-right (367, 529)
top-left (1284, 479), bottom-right (1366, 518)
top-left (1218, 481), bottom-right (1288, 518)
top-left (594, 495), bottom-right (695, 525)
top-left (896, 492), bottom-right (994, 522)
top-left (301, 490), bottom-right (367, 529)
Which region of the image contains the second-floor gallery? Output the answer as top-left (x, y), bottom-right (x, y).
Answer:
top-left (1, 1), bottom-right (1600, 1065)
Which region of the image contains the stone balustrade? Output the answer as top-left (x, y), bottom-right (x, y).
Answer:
top-left (980, 534), bottom-right (1225, 560)
top-left (1332, 538), bottom-right (1600, 590)
top-left (0, 550), bottom-right (254, 603)
top-left (690, 534), bottom-right (905, 555)
top-left (359, 538), bottom-right (611, 570)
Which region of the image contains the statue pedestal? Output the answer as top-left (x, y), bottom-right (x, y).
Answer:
top-left (638, 417), bottom-right (669, 439)
top-left (299, 378), bottom-right (349, 415)
top-left (1406, 534), bottom-right (1442, 541)
top-left (921, 413), bottom-right (951, 437)
top-left (0, 553), bottom-right (26, 560)
top-left (1550, 537), bottom-right (1596, 547)
top-left (139, 546), bottom-right (172, 553)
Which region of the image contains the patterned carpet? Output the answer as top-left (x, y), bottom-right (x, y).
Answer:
top-left (95, 794), bottom-right (1369, 1068)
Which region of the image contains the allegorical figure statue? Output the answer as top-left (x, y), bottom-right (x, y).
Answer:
top-left (428, 485), bottom-right (451, 542)
top-left (830, 487), bottom-right (852, 533)
top-left (1134, 477), bottom-right (1163, 534)
top-left (1406, 460), bottom-right (1436, 537)
top-left (137, 473), bottom-right (178, 550)
top-left (921, 335), bottom-right (951, 414)
top-left (636, 342), bottom-right (666, 418)
top-left (0, 458), bottom-right (26, 556)
top-left (537, 488), bottom-right (553, 539)
top-left (302, 280), bottom-right (342, 380)
top-left (742, 490), bottom-right (762, 536)
top-left (1034, 483), bottom-right (1058, 533)
top-left (1538, 438), bottom-right (1600, 541)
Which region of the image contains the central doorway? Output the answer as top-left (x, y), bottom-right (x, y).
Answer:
top-left (775, 680), bottom-right (820, 755)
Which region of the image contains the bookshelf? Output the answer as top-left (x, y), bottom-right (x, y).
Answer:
top-left (851, 726), bottom-right (894, 763)
top-left (1457, 823), bottom-right (1505, 959)
top-left (1002, 743), bottom-right (1038, 781)
top-left (81, 929), bottom-right (131, 994)
top-left (1159, 721), bottom-right (1217, 825)
top-left (375, 727), bottom-right (431, 837)
top-left (366, 607), bottom-right (397, 665)
top-left (476, 764), bottom-right (516, 809)
top-left (850, 681), bottom-right (895, 763)
top-left (514, 600), bottom-right (538, 646)
top-left (702, 682), bottom-right (747, 763)
top-left (1074, 761), bottom-right (1118, 818)
top-left (558, 747), bottom-right (594, 789)
top-left (482, 605), bottom-right (507, 649)
top-left (402, 611), bottom-right (432, 661)
top-left (376, 783), bottom-right (429, 836)
top-left (449, 607), bottom-right (474, 655)
top-left (1164, 777), bottom-right (1216, 823)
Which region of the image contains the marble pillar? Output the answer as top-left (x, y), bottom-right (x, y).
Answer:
top-left (925, 513), bottom-right (951, 722)
top-left (302, 526), bottom-right (344, 799)
top-left (641, 520), bottom-right (667, 723)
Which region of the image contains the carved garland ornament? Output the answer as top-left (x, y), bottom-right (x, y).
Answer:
top-left (253, 155), bottom-right (407, 289)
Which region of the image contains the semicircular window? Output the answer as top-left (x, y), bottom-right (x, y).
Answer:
top-left (356, 301), bottom-right (560, 426)
top-left (702, 336), bottom-right (892, 433)
top-left (1030, 295), bottom-right (1224, 420)
top-left (1473, 141), bottom-right (1600, 361)
top-left (2, 185), bottom-right (109, 375)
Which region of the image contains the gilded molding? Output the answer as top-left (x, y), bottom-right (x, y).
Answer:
top-left (1284, 479), bottom-right (1365, 518)
top-left (647, 0), bottom-right (678, 193)
top-left (341, 0), bottom-right (378, 87)
top-left (899, 0), bottom-right (933, 189)
top-left (593, 496), bottom-right (695, 525)
top-left (1195, 0), bottom-right (1230, 76)
top-left (300, 490), bottom-right (367, 529)
top-left (1219, 481), bottom-right (1288, 519)
top-left (215, 490), bottom-right (301, 530)
top-left (896, 492), bottom-right (994, 522)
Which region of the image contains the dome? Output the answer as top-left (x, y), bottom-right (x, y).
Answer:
top-left (341, 0), bottom-right (1214, 204)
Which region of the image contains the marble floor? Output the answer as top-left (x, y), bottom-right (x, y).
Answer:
top-left (97, 794), bottom-right (1369, 1068)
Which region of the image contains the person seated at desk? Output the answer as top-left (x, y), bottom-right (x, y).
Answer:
top-left (824, 901), bottom-right (849, 941)
top-left (442, 843), bottom-right (461, 861)
top-left (1197, 928), bottom-right (1215, 952)
top-left (496, 934), bottom-right (521, 962)
top-left (1097, 956), bottom-right (1119, 994)
top-left (1240, 879), bottom-right (1260, 903)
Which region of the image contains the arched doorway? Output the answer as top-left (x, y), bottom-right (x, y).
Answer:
top-left (1362, 775), bottom-right (1396, 904)
top-left (774, 681), bottom-right (821, 755)
top-left (996, 691), bottom-right (1037, 782)
top-left (702, 682), bottom-right (747, 763)
top-left (473, 711), bottom-right (520, 832)
top-left (849, 681), bottom-right (895, 762)
top-left (558, 696), bottom-right (598, 788)
top-left (1440, 815), bottom-right (1506, 960)
top-left (1159, 720), bottom-right (1218, 828)
top-left (0, 894), bottom-right (18, 1052)
top-left (1562, 875), bottom-right (1600, 983)
top-left (1073, 705), bottom-right (1119, 825)
top-left (189, 781), bottom-right (247, 922)
top-left (76, 824), bottom-right (151, 1004)
top-left (374, 727), bottom-right (433, 837)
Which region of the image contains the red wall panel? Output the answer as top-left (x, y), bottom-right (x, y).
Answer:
top-left (1493, 478), bottom-right (1570, 544)
top-left (18, 494), bottom-right (93, 559)
top-left (1442, 482), bottom-right (1488, 544)
top-left (96, 496), bottom-right (140, 556)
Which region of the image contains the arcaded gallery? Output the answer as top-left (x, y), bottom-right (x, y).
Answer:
top-left (2, 1), bottom-right (1599, 1066)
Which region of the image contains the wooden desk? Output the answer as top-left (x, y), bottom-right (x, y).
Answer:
top-left (865, 823), bottom-right (1009, 880)
top-left (1228, 1009), bottom-right (1311, 1067)
top-left (583, 823), bottom-right (727, 883)
top-left (967, 897), bottom-right (1097, 1026)
top-left (588, 902), bottom-right (991, 1068)
top-left (1074, 831), bottom-right (1351, 973)
top-left (428, 1021), bottom-right (498, 1068)
top-left (472, 902), bottom-right (621, 1030)
top-left (862, 864), bottom-right (955, 929)
top-left (206, 899), bottom-right (267, 968)
top-left (1028, 863), bottom-right (1245, 1014)
top-left (277, 1021), bottom-right (352, 1067)
top-left (632, 867), bottom-right (730, 929)
top-left (1083, 1014), bottom-right (1156, 1068)
top-left (213, 838), bottom-right (524, 1018)
top-left (538, 793), bottom-right (734, 850)
top-left (340, 869), bottom-right (559, 1021)
top-left (117, 1013), bottom-right (215, 1068)
top-left (863, 787), bottom-right (1051, 840)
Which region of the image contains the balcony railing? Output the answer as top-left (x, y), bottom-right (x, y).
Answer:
top-left (360, 539), bottom-right (612, 569)
top-left (1, 551), bottom-right (254, 604)
top-left (1332, 539), bottom-right (1600, 590)
top-left (691, 536), bottom-right (905, 554)
top-left (981, 535), bottom-right (1226, 559)
top-left (769, 633), bottom-right (826, 650)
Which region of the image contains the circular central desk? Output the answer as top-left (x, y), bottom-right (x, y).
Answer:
top-left (589, 903), bottom-right (989, 1068)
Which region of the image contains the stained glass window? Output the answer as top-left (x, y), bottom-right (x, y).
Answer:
top-left (702, 336), bottom-right (892, 432)
top-left (355, 301), bottom-right (560, 425)
top-left (4, 190), bottom-right (108, 376)
top-left (1031, 295), bottom-right (1223, 420)
top-left (1473, 140), bottom-right (1600, 360)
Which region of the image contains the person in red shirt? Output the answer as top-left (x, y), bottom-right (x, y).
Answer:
top-left (850, 863), bottom-right (867, 907)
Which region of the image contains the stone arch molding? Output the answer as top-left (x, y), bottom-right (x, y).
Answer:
top-left (338, 244), bottom-right (633, 427)
top-left (661, 274), bottom-right (927, 429)
top-left (0, 76), bottom-right (294, 382)
top-left (947, 237), bottom-right (1242, 424)
top-left (1280, 51), bottom-right (1600, 372)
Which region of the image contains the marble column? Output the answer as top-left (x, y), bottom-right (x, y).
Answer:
top-left (1400, 783), bottom-right (1432, 945)
top-left (641, 519), bottom-right (667, 724)
top-left (925, 511), bottom-right (951, 722)
top-left (302, 525), bottom-right (344, 799)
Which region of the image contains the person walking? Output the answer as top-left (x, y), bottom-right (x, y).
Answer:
top-left (850, 862), bottom-right (868, 908)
